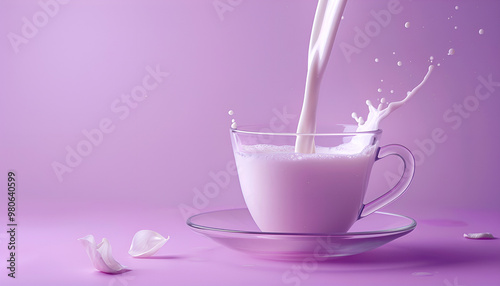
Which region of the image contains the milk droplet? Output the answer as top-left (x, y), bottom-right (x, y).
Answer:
top-left (380, 79), bottom-right (384, 82)
top-left (228, 110), bottom-right (234, 115)
top-left (377, 88), bottom-right (382, 93)
top-left (479, 29), bottom-right (484, 35)
top-left (454, 26), bottom-right (458, 30)
top-left (397, 61), bottom-right (402, 66)
top-left (231, 122), bottom-right (237, 129)
top-left (392, 51), bottom-right (396, 55)
top-left (375, 58), bottom-right (379, 63)
top-left (404, 22), bottom-right (410, 28)
top-left (437, 63), bottom-right (441, 67)
top-left (429, 56), bottom-right (434, 62)
top-left (341, 16), bottom-right (344, 20)
top-left (455, 5), bottom-right (459, 10)
top-left (231, 119), bottom-right (235, 123)
top-left (351, 112), bottom-right (365, 125)
top-left (380, 98), bottom-right (386, 104)
top-left (448, 48), bottom-right (455, 56)
top-left (390, 90), bottom-right (394, 94)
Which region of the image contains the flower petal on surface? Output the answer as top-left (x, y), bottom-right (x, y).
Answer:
top-left (78, 235), bottom-right (127, 274)
top-left (463, 232), bottom-right (495, 239)
top-left (128, 230), bottom-right (169, 257)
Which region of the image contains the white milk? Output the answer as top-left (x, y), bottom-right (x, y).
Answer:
top-left (234, 144), bottom-right (377, 233)
top-left (294, 0), bottom-right (434, 153)
top-left (295, 0), bottom-right (348, 154)
top-left (352, 65), bottom-right (435, 132)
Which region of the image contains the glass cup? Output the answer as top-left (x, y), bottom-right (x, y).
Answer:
top-left (231, 125), bottom-right (415, 234)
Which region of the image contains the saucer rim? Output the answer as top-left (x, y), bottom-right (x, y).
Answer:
top-left (187, 208), bottom-right (417, 237)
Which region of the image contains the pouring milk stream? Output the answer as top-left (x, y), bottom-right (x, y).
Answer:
top-left (294, 0), bottom-right (434, 153)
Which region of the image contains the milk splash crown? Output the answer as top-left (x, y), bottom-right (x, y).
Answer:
top-left (353, 65), bottom-right (435, 132)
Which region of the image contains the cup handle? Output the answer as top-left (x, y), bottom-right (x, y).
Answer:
top-left (358, 144), bottom-right (415, 219)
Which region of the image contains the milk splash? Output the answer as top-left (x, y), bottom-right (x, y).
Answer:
top-left (352, 65), bottom-right (435, 132)
top-left (294, 0), bottom-right (434, 154)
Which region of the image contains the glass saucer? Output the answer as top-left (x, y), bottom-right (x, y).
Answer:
top-left (187, 208), bottom-right (416, 260)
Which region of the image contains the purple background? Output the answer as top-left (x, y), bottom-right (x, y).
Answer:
top-left (1, 0), bottom-right (499, 285)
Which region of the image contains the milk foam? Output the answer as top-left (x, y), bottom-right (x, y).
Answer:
top-left (239, 143), bottom-right (376, 159)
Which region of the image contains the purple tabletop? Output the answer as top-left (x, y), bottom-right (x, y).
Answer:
top-left (2, 202), bottom-right (499, 286)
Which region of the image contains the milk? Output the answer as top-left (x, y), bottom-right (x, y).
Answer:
top-left (234, 144), bottom-right (377, 233)
top-left (353, 65), bottom-right (435, 132)
top-left (294, 0), bottom-right (434, 153)
top-left (295, 0), bottom-right (348, 154)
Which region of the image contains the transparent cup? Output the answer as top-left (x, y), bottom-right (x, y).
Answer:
top-left (231, 125), bottom-right (415, 234)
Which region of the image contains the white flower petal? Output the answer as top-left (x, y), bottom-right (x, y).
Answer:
top-left (128, 230), bottom-right (169, 257)
top-left (463, 232), bottom-right (495, 239)
top-left (78, 235), bottom-right (127, 273)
